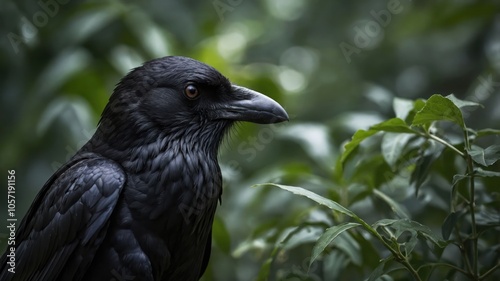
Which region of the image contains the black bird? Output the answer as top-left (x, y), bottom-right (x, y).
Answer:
top-left (0, 56), bottom-right (288, 281)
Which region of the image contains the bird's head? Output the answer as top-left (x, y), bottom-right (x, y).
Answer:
top-left (95, 56), bottom-right (288, 153)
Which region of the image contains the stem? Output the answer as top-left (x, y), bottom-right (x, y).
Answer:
top-left (467, 157), bottom-right (478, 278)
top-left (403, 259), bottom-right (424, 281)
top-left (362, 224), bottom-right (422, 281)
top-left (480, 263), bottom-right (500, 280)
top-left (464, 128), bottom-right (479, 279)
top-left (417, 263), bottom-right (472, 278)
top-left (422, 133), bottom-right (465, 157)
top-left (454, 228), bottom-right (474, 276)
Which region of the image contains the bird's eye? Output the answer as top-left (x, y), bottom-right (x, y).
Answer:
top-left (184, 84), bottom-right (200, 100)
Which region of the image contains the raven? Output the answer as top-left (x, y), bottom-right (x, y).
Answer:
top-left (0, 56), bottom-right (288, 281)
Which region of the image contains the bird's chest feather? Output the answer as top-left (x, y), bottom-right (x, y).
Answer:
top-left (121, 144), bottom-right (222, 234)
top-left (84, 140), bottom-right (224, 280)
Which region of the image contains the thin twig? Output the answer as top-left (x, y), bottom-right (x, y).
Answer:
top-left (454, 227), bottom-right (474, 276)
top-left (480, 263), bottom-right (500, 280)
top-left (423, 133), bottom-right (465, 157)
top-left (417, 262), bottom-right (472, 278)
top-left (463, 128), bottom-right (479, 279)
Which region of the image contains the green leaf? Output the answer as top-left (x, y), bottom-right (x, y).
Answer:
top-left (411, 141), bottom-right (443, 194)
top-left (349, 155), bottom-right (392, 188)
top-left (339, 118), bottom-right (418, 175)
top-left (334, 233), bottom-right (363, 266)
top-left (280, 225), bottom-right (323, 250)
top-left (468, 144), bottom-right (500, 166)
top-left (257, 184), bottom-right (356, 218)
top-left (232, 238), bottom-right (265, 258)
top-left (446, 94), bottom-right (483, 109)
top-left (413, 99), bottom-right (426, 112)
top-left (403, 233), bottom-right (419, 256)
top-left (372, 219), bottom-right (398, 228)
top-left (475, 128), bottom-right (500, 138)
top-left (474, 168), bottom-right (500, 178)
top-left (475, 208), bottom-right (500, 226)
top-left (441, 212), bottom-right (460, 240)
top-left (310, 222), bottom-right (361, 267)
top-left (381, 133), bottom-right (413, 169)
top-left (374, 220), bottom-right (421, 255)
top-left (370, 118), bottom-right (417, 134)
top-left (367, 257), bottom-right (392, 281)
top-left (373, 189), bottom-right (409, 218)
top-left (255, 256), bottom-right (273, 281)
top-left (212, 216), bottom-right (231, 254)
top-left (452, 174), bottom-right (468, 187)
top-left (405, 99), bottom-right (427, 125)
top-left (401, 220), bottom-right (447, 247)
top-left (254, 224), bottom-right (316, 281)
top-left (340, 129), bottom-right (378, 165)
top-left (412, 94), bottom-right (466, 129)
top-left (323, 251), bottom-right (350, 280)
top-left (393, 98), bottom-right (414, 121)
top-left (373, 219), bottom-right (447, 247)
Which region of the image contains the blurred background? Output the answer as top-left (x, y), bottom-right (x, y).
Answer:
top-left (1, 0), bottom-right (499, 280)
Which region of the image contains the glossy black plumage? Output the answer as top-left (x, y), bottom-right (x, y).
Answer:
top-left (0, 56), bottom-right (288, 281)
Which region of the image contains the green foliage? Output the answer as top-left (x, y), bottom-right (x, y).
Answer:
top-left (256, 94), bottom-right (500, 280)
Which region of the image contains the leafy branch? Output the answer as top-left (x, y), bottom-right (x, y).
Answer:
top-left (255, 94), bottom-right (500, 280)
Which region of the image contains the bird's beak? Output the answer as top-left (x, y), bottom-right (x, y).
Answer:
top-left (216, 85), bottom-right (289, 124)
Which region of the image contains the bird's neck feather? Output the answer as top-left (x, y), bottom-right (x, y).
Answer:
top-left (81, 118), bottom-right (232, 174)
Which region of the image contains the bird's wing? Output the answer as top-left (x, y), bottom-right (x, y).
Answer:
top-left (0, 153), bottom-right (126, 281)
top-left (198, 229), bottom-right (212, 279)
